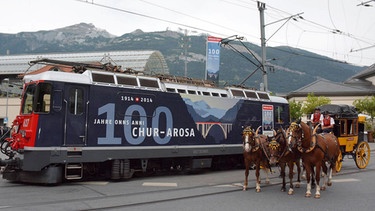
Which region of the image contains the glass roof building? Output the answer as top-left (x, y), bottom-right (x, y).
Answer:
top-left (0, 50), bottom-right (170, 76)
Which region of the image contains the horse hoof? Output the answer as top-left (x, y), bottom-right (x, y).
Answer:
top-left (265, 181), bottom-right (270, 185)
top-left (288, 190), bottom-right (294, 195)
top-left (243, 188), bottom-right (247, 191)
top-left (305, 193), bottom-right (311, 198)
top-left (295, 184), bottom-right (300, 188)
top-left (256, 189), bottom-right (261, 193)
top-left (327, 182), bottom-right (332, 186)
top-left (321, 186), bottom-right (326, 191)
top-left (281, 188), bottom-right (286, 192)
top-left (314, 194), bottom-right (321, 199)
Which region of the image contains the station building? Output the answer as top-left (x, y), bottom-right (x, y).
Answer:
top-left (286, 63), bottom-right (375, 105)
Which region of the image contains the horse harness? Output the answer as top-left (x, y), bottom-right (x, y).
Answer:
top-left (292, 124), bottom-right (338, 160)
top-left (242, 128), bottom-right (261, 152)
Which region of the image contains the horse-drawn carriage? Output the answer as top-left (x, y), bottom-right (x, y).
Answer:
top-left (241, 104), bottom-right (371, 198)
top-left (318, 104), bottom-right (371, 172)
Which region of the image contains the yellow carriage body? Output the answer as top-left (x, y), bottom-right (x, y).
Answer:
top-left (335, 116), bottom-right (364, 152)
top-left (337, 136), bottom-right (357, 152)
top-left (318, 105), bottom-right (370, 171)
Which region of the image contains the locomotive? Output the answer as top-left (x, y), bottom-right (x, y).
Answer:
top-left (0, 59), bottom-right (289, 184)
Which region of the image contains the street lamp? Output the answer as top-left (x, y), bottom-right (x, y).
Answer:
top-left (2, 78), bottom-right (9, 125)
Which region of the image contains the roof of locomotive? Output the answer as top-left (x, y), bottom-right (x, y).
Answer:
top-left (23, 68), bottom-right (288, 104)
top-left (23, 70), bottom-right (92, 84)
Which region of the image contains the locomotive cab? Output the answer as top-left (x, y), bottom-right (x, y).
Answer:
top-left (10, 81), bottom-right (52, 150)
top-left (0, 73), bottom-right (91, 183)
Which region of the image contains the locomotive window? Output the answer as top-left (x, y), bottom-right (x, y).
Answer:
top-left (139, 78), bottom-right (159, 88)
top-left (257, 93), bottom-right (270, 100)
top-left (21, 84), bottom-right (36, 114)
top-left (69, 88), bottom-right (84, 115)
top-left (166, 88), bottom-right (176, 93)
top-left (231, 90), bottom-right (245, 97)
top-left (188, 90), bottom-right (196, 94)
top-left (177, 89), bottom-right (186, 94)
top-left (202, 91), bottom-right (210, 96)
top-left (117, 76), bottom-right (138, 86)
top-left (211, 92), bottom-right (219, 97)
top-left (274, 105), bottom-right (284, 124)
top-left (35, 83), bottom-right (51, 113)
top-left (21, 83), bottom-right (52, 114)
top-left (245, 91), bottom-right (257, 99)
top-left (92, 73), bottom-right (115, 84)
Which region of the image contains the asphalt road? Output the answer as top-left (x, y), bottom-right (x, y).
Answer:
top-left (0, 143), bottom-right (374, 211)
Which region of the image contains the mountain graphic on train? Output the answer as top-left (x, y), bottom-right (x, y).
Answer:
top-left (0, 59), bottom-right (289, 184)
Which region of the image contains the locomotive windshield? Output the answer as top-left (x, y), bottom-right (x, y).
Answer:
top-left (21, 82), bottom-right (52, 114)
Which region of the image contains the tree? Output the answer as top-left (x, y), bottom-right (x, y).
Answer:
top-left (289, 99), bottom-right (303, 121)
top-left (301, 93), bottom-right (331, 117)
top-left (353, 96), bottom-right (375, 132)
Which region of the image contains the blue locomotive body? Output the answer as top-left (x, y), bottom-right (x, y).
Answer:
top-left (0, 65), bottom-right (289, 184)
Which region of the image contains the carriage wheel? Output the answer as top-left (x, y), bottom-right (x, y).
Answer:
top-left (335, 150), bottom-right (343, 172)
top-left (355, 141), bottom-right (371, 169)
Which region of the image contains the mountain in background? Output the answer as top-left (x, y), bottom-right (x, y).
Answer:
top-left (0, 23), bottom-right (365, 94)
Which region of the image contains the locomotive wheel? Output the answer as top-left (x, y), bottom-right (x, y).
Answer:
top-left (355, 141), bottom-right (371, 169)
top-left (335, 150), bottom-right (343, 172)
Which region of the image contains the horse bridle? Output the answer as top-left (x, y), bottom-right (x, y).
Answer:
top-left (289, 123), bottom-right (317, 153)
top-left (242, 128), bottom-right (260, 152)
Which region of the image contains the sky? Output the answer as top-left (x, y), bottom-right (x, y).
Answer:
top-left (1, 0), bottom-right (375, 67)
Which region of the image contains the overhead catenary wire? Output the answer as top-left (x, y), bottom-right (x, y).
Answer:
top-left (227, 0), bottom-right (375, 65)
top-left (139, 0), bottom-right (251, 37)
top-left (74, 0), bottom-right (228, 37)
top-left (75, 0), bottom-right (375, 66)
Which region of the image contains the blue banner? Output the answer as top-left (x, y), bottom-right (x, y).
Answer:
top-left (206, 36), bottom-right (221, 84)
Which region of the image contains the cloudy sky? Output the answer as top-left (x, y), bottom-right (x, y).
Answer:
top-left (1, 0), bottom-right (374, 66)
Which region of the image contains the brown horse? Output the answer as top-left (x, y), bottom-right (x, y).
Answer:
top-left (242, 126), bottom-right (272, 192)
top-left (288, 121), bottom-right (340, 198)
top-left (271, 127), bottom-right (302, 195)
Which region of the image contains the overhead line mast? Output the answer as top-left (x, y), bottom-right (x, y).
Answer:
top-left (257, 1), bottom-right (303, 91)
top-left (258, 1), bottom-right (267, 92)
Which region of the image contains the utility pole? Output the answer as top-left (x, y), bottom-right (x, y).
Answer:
top-left (257, 1), bottom-right (303, 91)
top-left (179, 28), bottom-right (197, 77)
top-left (179, 28), bottom-right (190, 77)
top-left (258, 1), bottom-right (267, 92)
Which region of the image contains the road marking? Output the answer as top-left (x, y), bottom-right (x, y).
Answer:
top-left (75, 181), bottom-right (109, 185)
top-left (142, 182), bottom-right (178, 187)
top-left (214, 183), bottom-right (243, 188)
top-left (332, 178), bottom-right (360, 183)
top-left (214, 184), bottom-right (234, 187)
